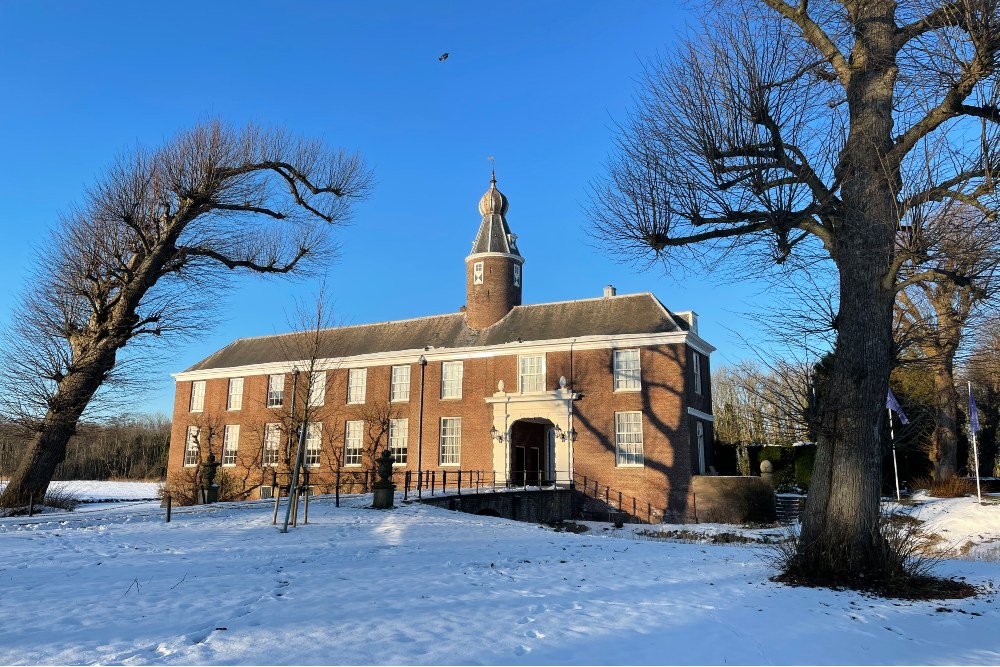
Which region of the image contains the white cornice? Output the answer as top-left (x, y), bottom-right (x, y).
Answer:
top-left (172, 330), bottom-right (717, 382)
top-left (464, 252), bottom-right (525, 264)
top-left (687, 407), bottom-right (715, 422)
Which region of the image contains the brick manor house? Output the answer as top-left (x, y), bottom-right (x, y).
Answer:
top-left (166, 174), bottom-right (715, 518)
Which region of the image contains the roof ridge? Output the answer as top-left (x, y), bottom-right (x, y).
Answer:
top-left (229, 311), bottom-right (466, 344)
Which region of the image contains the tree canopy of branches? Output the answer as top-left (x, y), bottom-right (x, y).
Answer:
top-left (894, 205), bottom-right (1000, 482)
top-left (590, 0), bottom-right (1000, 590)
top-left (0, 122), bottom-right (372, 509)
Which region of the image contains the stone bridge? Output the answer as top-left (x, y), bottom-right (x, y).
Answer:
top-left (412, 489), bottom-right (578, 523)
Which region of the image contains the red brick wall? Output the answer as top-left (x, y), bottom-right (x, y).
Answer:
top-left (168, 341), bottom-right (709, 519)
top-left (465, 254), bottom-right (522, 329)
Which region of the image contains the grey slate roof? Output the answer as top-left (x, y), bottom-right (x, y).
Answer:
top-left (471, 213), bottom-right (521, 256)
top-left (183, 293), bottom-right (689, 372)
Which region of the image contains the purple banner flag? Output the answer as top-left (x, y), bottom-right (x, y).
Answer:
top-left (970, 388), bottom-right (981, 435)
top-left (886, 388), bottom-right (910, 425)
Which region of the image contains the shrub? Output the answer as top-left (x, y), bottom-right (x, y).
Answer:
top-left (794, 446), bottom-right (816, 492)
top-left (770, 507), bottom-right (976, 599)
top-left (913, 475), bottom-right (977, 498)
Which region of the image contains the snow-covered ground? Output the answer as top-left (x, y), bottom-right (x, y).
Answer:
top-left (1, 482), bottom-right (999, 665)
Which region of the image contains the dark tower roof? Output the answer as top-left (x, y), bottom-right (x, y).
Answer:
top-left (470, 171), bottom-right (521, 257)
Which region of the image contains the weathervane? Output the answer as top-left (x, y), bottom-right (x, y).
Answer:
top-left (488, 156), bottom-right (495, 182)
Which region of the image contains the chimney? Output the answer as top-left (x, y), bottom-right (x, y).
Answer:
top-left (603, 285), bottom-right (617, 298)
top-left (676, 310), bottom-right (699, 335)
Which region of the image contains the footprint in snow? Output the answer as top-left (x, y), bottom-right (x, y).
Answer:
top-left (514, 645), bottom-right (531, 656)
top-left (524, 629), bottom-right (545, 639)
top-left (516, 616), bottom-right (534, 625)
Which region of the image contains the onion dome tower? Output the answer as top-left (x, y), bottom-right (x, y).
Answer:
top-left (465, 171), bottom-right (524, 329)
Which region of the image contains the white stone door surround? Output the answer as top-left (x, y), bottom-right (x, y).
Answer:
top-left (484, 379), bottom-right (579, 485)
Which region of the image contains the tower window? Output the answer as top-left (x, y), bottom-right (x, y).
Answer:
top-left (513, 264), bottom-right (521, 287)
top-left (473, 261), bottom-right (484, 285)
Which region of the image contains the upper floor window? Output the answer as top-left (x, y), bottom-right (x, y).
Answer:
top-left (263, 423), bottom-right (281, 467)
top-left (389, 418), bottom-right (408, 464)
top-left (189, 381), bottom-right (205, 413)
top-left (222, 424), bottom-right (240, 466)
top-left (693, 353), bottom-right (703, 395)
top-left (391, 365), bottom-right (411, 402)
top-left (308, 371), bottom-right (326, 408)
top-left (615, 412), bottom-right (644, 467)
top-left (439, 417), bottom-right (461, 466)
top-left (267, 374), bottom-right (284, 408)
top-left (473, 261), bottom-right (484, 285)
top-left (519, 355), bottom-right (545, 393)
top-left (513, 264), bottom-right (521, 287)
top-left (441, 361), bottom-right (463, 399)
top-left (227, 377), bottom-right (243, 411)
top-left (348, 368), bottom-right (367, 404)
top-left (183, 426), bottom-right (200, 466)
top-left (305, 423), bottom-right (322, 467)
top-left (614, 349), bottom-right (641, 391)
top-left (345, 420), bottom-right (363, 466)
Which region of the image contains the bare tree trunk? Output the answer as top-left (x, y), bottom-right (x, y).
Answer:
top-left (3, 352), bottom-right (116, 507)
top-left (931, 354), bottom-right (960, 483)
top-left (796, 0), bottom-right (900, 580)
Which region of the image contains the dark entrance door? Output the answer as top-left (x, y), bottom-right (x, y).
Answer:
top-left (510, 420), bottom-right (549, 487)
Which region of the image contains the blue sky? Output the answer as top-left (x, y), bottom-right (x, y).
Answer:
top-left (0, 1), bottom-right (777, 417)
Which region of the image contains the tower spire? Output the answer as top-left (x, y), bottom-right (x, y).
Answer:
top-left (465, 170), bottom-right (525, 329)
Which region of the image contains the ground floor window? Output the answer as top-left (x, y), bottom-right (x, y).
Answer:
top-left (305, 423), bottom-right (322, 467)
top-left (260, 485), bottom-right (274, 500)
top-left (263, 423), bottom-right (281, 467)
top-left (439, 417), bottom-right (461, 465)
top-left (183, 426), bottom-right (200, 467)
top-left (222, 424), bottom-right (239, 466)
top-left (345, 420), bottom-right (363, 466)
top-left (615, 412), bottom-right (644, 466)
top-left (389, 418), bottom-right (408, 464)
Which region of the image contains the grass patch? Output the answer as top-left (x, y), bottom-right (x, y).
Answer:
top-left (546, 520), bottom-right (589, 534)
top-left (635, 528), bottom-right (791, 545)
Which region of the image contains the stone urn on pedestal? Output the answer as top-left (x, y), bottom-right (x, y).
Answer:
top-left (372, 448), bottom-right (396, 509)
top-left (199, 453), bottom-right (221, 504)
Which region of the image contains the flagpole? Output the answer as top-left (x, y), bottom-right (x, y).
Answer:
top-left (969, 381), bottom-right (983, 504)
top-left (889, 407), bottom-right (901, 502)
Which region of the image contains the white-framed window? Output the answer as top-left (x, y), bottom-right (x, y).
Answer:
top-left (615, 412), bottom-right (644, 467)
top-left (227, 377), bottom-right (244, 411)
top-left (439, 417), bottom-right (461, 466)
top-left (183, 426), bottom-right (200, 466)
top-left (189, 381), bottom-right (205, 413)
top-left (693, 352), bottom-right (703, 395)
top-left (308, 371), bottom-right (326, 408)
top-left (519, 354), bottom-right (546, 393)
top-left (222, 424), bottom-right (239, 466)
top-left (473, 261), bottom-right (484, 285)
top-left (391, 365), bottom-right (411, 402)
top-left (345, 420), bottom-right (363, 466)
top-left (389, 418), bottom-right (408, 464)
top-left (348, 368), bottom-right (367, 404)
top-left (305, 423), bottom-right (322, 467)
top-left (696, 421), bottom-right (706, 474)
top-left (614, 349), bottom-right (641, 391)
top-left (267, 374), bottom-right (284, 408)
top-left (441, 361), bottom-right (463, 399)
top-left (260, 485), bottom-right (275, 500)
top-left (263, 423), bottom-right (281, 467)
top-left (513, 264), bottom-right (521, 287)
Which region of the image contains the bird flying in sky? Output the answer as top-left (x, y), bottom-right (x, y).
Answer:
top-left (439, 52), bottom-right (449, 61)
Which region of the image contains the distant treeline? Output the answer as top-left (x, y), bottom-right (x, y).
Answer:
top-left (0, 415), bottom-right (171, 481)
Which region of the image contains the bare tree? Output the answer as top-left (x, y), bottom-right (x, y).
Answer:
top-left (589, 0), bottom-right (1000, 588)
top-left (894, 206), bottom-right (1000, 482)
top-left (0, 122), bottom-right (372, 508)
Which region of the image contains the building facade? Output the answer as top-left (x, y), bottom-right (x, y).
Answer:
top-left (166, 174), bottom-right (714, 520)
